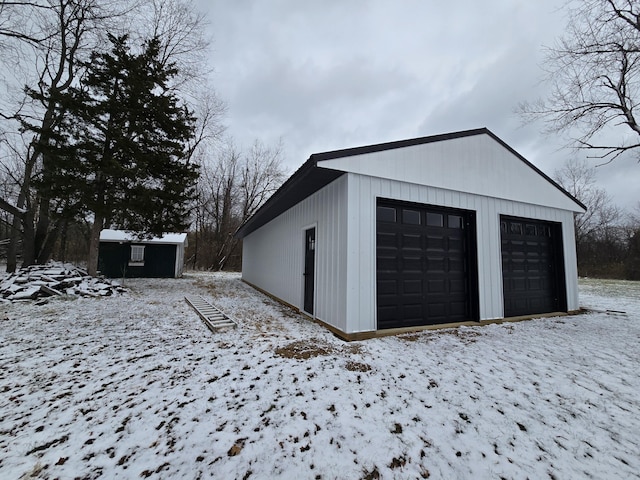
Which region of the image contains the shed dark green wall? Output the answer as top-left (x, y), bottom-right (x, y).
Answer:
top-left (98, 242), bottom-right (179, 278)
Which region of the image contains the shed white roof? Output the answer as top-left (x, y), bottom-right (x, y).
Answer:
top-left (100, 229), bottom-right (187, 245)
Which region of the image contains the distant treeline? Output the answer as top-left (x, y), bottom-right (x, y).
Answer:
top-left (577, 226), bottom-right (640, 281)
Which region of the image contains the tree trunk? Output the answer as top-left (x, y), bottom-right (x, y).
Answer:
top-left (6, 169), bottom-right (32, 272)
top-left (22, 208), bottom-right (36, 267)
top-left (6, 214), bottom-right (21, 273)
top-left (87, 213), bottom-right (103, 277)
top-left (59, 219), bottom-right (69, 262)
top-left (192, 218), bottom-right (199, 269)
top-left (34, 196), bottom-right (53, 263)
top-left (37, 217), bottom-right (62, 264)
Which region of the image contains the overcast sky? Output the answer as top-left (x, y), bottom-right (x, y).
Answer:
top-left (199, 0), bottom-right (638, 211)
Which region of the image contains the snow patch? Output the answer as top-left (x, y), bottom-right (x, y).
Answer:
top-left (0, 273), bottom-right (638, 479)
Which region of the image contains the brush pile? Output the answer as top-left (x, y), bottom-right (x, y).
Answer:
top-left (0, 262), bottom-right (125, 302)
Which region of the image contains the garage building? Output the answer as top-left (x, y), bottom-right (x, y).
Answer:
top-left (235, 128), bottom-right (586, 339)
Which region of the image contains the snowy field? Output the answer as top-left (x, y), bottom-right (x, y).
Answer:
top-left (1, 272), bottom-right (639, 480)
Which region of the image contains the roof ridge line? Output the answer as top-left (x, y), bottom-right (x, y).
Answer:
top-left (310, 127), bottom-right (490, 162)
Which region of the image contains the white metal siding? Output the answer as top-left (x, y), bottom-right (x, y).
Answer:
top-left (344, 173), bottom-right (580, 333)
top-left (319, 134), bottom-right (585, 213)
top-left (241, 175), bottom-right (349, 332)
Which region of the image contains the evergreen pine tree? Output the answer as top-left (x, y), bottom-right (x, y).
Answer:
top-left (38, 34), bottom-right (198, 275)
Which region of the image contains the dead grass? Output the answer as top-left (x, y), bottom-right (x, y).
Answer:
top-left (274, 338), bottom-right (369, 363)
top-left (345, 361), bottom-right (371, 372)
top-left (228, 438), bottom-right (247, 457)
top-left (439, 329), bottom-right (481, 343)
top-left (344, 344), bottom-right (364, 355)
top-left (274, 339), bottom-right (337, 360)
top-left (400, 329), bottom-right (482, 344)
top-left (399, 333), bottom-right (422, 342)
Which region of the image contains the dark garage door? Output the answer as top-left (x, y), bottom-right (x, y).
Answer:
top-left (500, 216), bottom-right (567, 317)
top-left (376, 199), bottom-right (478, 329)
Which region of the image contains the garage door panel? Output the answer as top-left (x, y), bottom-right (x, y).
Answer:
top-left (402, 257), bottom-right (422, 273)
top-left (528, 277), bottom-right (542, 290)
top-left (377, 232), bottom-right (397, 247)
top-left (427, 279), bottom-right (445, 293)
top-left (449, 278), bottom-right (466, 293)
top-left (402, 233), bottom-right (422, 249)
top-left (378, 305), bottom-right (398, 322)
top-left (403, 279), bottom-right (422, 294)
top-left (426, 256), bottom-right (445, 272)
top-left (511, 277), bottom-right (527, 291)
top-left (377, 257), bottom-right (397, 273)
top-left (448, 258), bottom-right (464, 273)
top-left (530, 298), bottom-right (549, 311)
top-left (377, 200), bottom-right (478, 329)
top-left (448, 237), bottom-right (463, 252)
top-left (403, 304), bottom-right (423, 319)
top-left (450, 301), bottom-right (467, 316)
top-left (507, 298), bottom-right (527, 313)
top-left (427, 303), bottom-right (446, 318)
top-left (377, 280), bottom-right (397, 295)
top-left (378, 242), bottom-right (397, 252)
top-left (509, 258), bottom-right (526, 272)
top-left (501, 216), bottom-right (567, 317)
top-left (526, 258), bottom-right (542, 269)
top-left (427, 235), bottom-right (446, 251)
top-left (526, 268), bottom-right (543, 278)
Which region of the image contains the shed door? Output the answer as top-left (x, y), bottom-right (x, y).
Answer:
top-left (376, 200), bottom-right (478, 329)
top-left (500, 216), bottom-right (567, 317)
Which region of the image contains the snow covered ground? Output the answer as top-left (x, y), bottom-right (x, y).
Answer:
top-left (1, 272), bottom-right (638, 479)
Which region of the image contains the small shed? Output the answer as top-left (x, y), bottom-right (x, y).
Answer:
top-left (98, 229), bottom-right (188, 278)
top-left (235, 128), bottom-right (587, 340)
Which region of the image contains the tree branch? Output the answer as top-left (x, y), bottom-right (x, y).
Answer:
top-left (0, 196), bottom-right (27, 218)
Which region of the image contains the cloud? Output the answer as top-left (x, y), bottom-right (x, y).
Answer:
top-left (201, 0), bottom-right (637, 210)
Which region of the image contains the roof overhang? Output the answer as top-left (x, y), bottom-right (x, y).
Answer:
top-left (234, 159), bottom-right (345, 238)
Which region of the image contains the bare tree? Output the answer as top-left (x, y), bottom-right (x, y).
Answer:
top-left (0, 155), bottom-right (19, 252)
top-left (626, 202), bottom-right (640, 279)
top-left (190, 139), bottom-right (286, 271)
top-left (192, 142), bottom-right (240, 271)
top-left (554, 158), bottom-right (627, 276)
top-left (0, 1), bottom-right (55, 49)
top-left (554, 158), bottom-right (621, 244)
top-left (628, 201), bottom-right (640, 224)
top-left (0, 0), bottom-right (109, 271)
top-left (142, 0), bottom-right (210, 79)
top-left (554, 159), bottom-right (640, 279)
top-left (520, 0), bottom-right (640, 163)
top-left (240, 139), bottom-right (286, 219)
